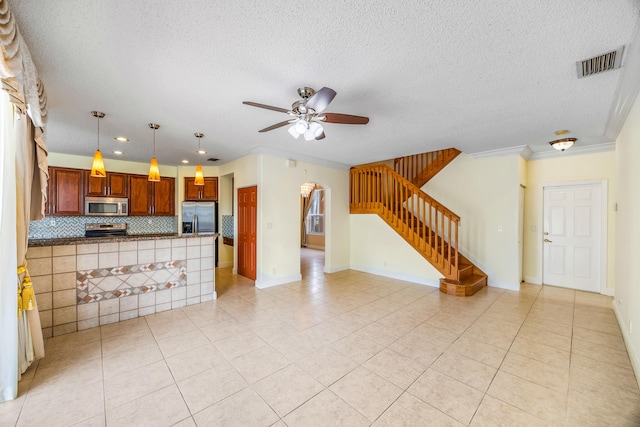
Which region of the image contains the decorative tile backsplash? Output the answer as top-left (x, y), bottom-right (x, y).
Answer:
top-left (221, 215), bottom-right (234, 238)
top-left (28, 216), bottom-right (178, 239)
top-left (77, 260), bottom-right (187, 304)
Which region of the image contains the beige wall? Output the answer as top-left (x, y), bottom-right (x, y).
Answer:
top-left (523, 151), bottom-right (616, 290)
top-left (350, 214), bottom-right (441, 285)
top-left (255, 154), bottom-right (350, 287)
top-left (424, 153), bottom-right (521, 289)
top-left (613, 91), bottom-right (640, 382)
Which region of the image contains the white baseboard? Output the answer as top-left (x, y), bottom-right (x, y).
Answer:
top-left (305, 245), bottom-right (325, 251)
top-left (489, 281), bottom-right (521, 291)
top-left (349, 265), bottom-right (440, 289)
top-left (255, 273), bottom-right (302, 289)
top-left (232, 268), bottom-right (237, 274)
top-left (612, 301), bottom-right (640, 391)
top-left (524, 275), bottom-right (542, 285)
top-left (324, 264), bottom-right (349, 273)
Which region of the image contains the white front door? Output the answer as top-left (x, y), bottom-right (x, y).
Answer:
top-left (542, 183), bottom-right (603, 292)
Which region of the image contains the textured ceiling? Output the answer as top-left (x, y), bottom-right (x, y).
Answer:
top-left (8, 1), bottom-right (640, 167)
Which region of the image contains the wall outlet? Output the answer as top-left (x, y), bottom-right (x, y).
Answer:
top-left (49, 219), bottom-right (56, 226)
top-left (148, 219), bottom-right (152, 224)
top-left (529, 225), bottom-right (536, 232)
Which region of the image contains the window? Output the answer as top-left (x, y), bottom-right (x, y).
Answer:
top-left (306, 189), bottom-right (324, 235)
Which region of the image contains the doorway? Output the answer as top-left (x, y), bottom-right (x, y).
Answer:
top-left (237, 185), bottom-right (257, 281)
top-left (542, 181), bottom-right (606, 292)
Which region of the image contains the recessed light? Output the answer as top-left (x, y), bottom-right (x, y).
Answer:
top-left (114, 136), bottom-right (129, 142)
top-left (181, 159), bottom-right (189, 164)
top-left (196, 149), bottom-right (207, 154)
top-left (113, 150), bottom-right (124, 155)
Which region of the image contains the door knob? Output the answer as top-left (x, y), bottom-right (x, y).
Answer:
top-left (544, 238), bottom-right (553, 243)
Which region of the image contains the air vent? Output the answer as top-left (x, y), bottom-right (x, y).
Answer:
top-left (207, 158), bottom-right (219, 162)
top-left (577, 46), bottom-right (624, 78)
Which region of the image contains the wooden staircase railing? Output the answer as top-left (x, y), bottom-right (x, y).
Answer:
top-left (350, 164), bottom-right (460, 279)
top-left (394, 148), bottom-right (461, 188)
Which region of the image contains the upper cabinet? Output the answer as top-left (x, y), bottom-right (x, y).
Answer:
top-left (47, 167), bottom-right (84, 216)
top-left (86, 172), bottom-right (128, 198)
top-left (44, 166), bottom-right (176, 217)
top-left (128, 175), bottom-right (151, 215)
top-left (128, 174), bottom-right (175, 216)
top-left (152, 177), bottom-right (175, 215)
top-left (184, 177), bottom-right (218, 201)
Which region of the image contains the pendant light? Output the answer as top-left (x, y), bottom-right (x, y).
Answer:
top-left (194, 132), bottom-right (205, 186)
top-left (148, 123), bottom-right (161, 182)
top-left (90, 111), bottom-right (106, 177)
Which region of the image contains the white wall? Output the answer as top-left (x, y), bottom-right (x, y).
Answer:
top-left (423, 153), bottom-right (521, 289)
top-left (350, 214), bottom-right (441, 286)
top-left (523, 151), bottom-right (616, 289)
top-left (613, 91), bottom-right (640, 384)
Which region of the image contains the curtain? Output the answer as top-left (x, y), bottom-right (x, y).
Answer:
top-left (301, 187), bottom-right (316, 247)
top-left (0, 0), bottom-right (48, 403)
top-left (0, 90), bottom-right (18, 403)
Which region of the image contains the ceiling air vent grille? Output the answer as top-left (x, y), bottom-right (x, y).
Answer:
top-left (577, 46), bottom-right (624, 78)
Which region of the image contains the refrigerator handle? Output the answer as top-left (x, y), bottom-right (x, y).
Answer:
top-left (193, 214), bottom-right (198, 235)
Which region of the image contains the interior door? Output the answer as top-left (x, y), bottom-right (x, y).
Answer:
top-left (237, 186), bottom-right (257, 281)
top-left (542, 183), bottom-right (602, 292)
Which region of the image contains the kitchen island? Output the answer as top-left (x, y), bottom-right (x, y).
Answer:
top-left (26, 233), bottom-right (218, 338)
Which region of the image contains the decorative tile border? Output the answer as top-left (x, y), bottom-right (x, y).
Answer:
top-left (77, 260), bottom-right (187, 304)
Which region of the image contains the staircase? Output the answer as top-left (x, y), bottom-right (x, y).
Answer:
top-left (350, 149), bottom-right (487, 296)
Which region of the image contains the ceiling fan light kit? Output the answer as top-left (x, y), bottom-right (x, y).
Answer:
top-left (243, 86), bottom-right (369, 141)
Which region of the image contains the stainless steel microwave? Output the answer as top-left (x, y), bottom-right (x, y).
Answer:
top-left (85, 196), bottom-right (128, 216)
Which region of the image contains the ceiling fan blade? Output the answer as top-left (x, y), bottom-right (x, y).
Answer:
top-left (243, 101), bottom-right (290, 114)
top-left (306, 87), bottom-right (337, 113)
top-left (315, 130), bottom-right (326, 140)
top-left (322, 113), bottom-right (369, 125)
top-left (258, 120), bottom-right (293, 132)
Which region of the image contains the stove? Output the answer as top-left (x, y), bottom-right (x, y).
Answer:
top-left (85, 223), bottom-right (127, 238)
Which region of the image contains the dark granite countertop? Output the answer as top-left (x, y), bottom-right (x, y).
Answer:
top-left (28, 232), bottom-right (219, 247)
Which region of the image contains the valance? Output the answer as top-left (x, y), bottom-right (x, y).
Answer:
top-left (0, 0), bottom-right (47, 128)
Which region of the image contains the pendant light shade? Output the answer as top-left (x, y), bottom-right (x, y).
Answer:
top-left (90, 111), bottom-right (106, 177)
top-left (148, 123), bottom-right (161, 182)
top-left (148, 157), bottom-right (160, 182)
top-left (194, 164), bottom-right (204, 185)
top-left (194, 132), bottom-right (205, 185)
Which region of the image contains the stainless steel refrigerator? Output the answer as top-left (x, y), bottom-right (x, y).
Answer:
top-left (182, 201), bottom-right (218, 266)
top-left (182, 201), bottom-right (217, 235)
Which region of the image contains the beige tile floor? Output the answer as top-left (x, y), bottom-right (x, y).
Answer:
top-left (2, 248), bottom-right (640, 426)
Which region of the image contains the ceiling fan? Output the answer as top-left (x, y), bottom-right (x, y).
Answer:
top-left (243, 87), bottom-right (369, 141)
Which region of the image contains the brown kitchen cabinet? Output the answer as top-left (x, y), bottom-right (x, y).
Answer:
top-left (184, 177), bottom-right (218, 201)
top-left (129, 174), bottom-right (175, 216)
top-left (152, 177), bottom-right (175, 215)
top-left (86, 172), bottom-right (128, 197)
top-left (47, 167), bottom-right (85, 216)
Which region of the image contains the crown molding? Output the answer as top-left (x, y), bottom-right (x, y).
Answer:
top-left (469, 145), bottom-right (533, 160)
top-left (529, 142), bottom-right (616, 160)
